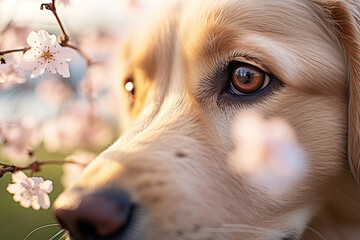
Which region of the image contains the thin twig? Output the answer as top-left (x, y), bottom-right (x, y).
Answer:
top-left (0, 20), bottom-right (13, 35)
top-left (65, 43), bottom-right (92, 65)
top-left (40, 0), bottom-right (92, 65)
top-left (0, 47), bottom-right (31, 56)
top-left (0, 159), bottom-right (88, 178)
top-left (39, 0), bottom-right (96, 115)
top-left (40, 1), bottom-right (69, 44)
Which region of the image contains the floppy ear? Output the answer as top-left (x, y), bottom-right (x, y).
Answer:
top-left (322, 0), bottom-right (360, 182)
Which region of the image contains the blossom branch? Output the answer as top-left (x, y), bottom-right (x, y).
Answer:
top-left (0, 159), bottom-right (88, 178)
top-left (0, 47), bottom-right (31, 56)
top-left (40, 0), bottom-right (98, 115)
top-left (66, 43), bottom-right (92, 65)
top-left (40, 0), bottom-right (69, 45)
top-left (40, 0), bottom-right (92, 65)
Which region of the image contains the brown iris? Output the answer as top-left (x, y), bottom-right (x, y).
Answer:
top-left (231, 63), bottom-right (266, 94)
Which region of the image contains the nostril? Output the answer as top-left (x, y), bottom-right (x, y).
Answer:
top-left (54, 191), bottom-right (135, 239)
top-left (77, 221), bottom-right (97, 238)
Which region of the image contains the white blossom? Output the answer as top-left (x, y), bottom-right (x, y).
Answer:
top-left (0, 53), bottom-right (26, 85)
top-left (7, 171), bottom-right (53, 210)
top-left (58, 0), bottom-right (70, 5)
top-left (0, 116), bottom-right (40, 164)
top-left (229, 112), bottom-right (307, 194)
top-left (0, 65), bottom-right (4, 84)
top-left (20, 30), bottom-right (76, 79)
top-left (35, 77), bottom-right (73, 105)
top-left (41, 103), bottom-right (113, 153)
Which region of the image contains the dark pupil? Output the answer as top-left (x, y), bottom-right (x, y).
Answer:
top-left (236, 67), bottom-right (257, 84)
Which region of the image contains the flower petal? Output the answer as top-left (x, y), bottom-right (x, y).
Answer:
top-left (39, 180), bottom-right (53, 193)
top-left (11, 171), bottom-right (28, 183)
top-left (7, 183), bottom-right (23, 194)
top-left (19, 50), bottom-right (42, 71)
top-left (19, 200), bottom-right (31, 208)
top-left (19, 194), bottom-right (31, 208)
top-left (26, 31), bottom-right (40, 47)
top-left (30, 66), bottom-right (46, 79)
top-left (13, 193), bottom-right (23, 202)
top-left (22, 48), bottom-right (39, 58)
top-left (45, 60), bottom-right (57, 74)
top-left (31, 195), bottom-right (40, 210)
top-left (54, 61), bottom-right (70, 78)
top-left (37, 30), bottom-right (54, 46)
top-left (59, 47), bottom-right (77, 61)
top-left (31, 177), bottom-right (44, 186)
top-left (37, 192), bottom-right (50, 209)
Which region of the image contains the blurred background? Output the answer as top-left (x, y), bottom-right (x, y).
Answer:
top-left (0, 0), bottom-right (168, 239)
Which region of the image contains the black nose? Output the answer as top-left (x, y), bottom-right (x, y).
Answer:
top-left (54, 190), bottom-right (135, 240)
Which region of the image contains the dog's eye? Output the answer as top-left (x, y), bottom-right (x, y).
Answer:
top-left (124, 77), bottom-right (135, 104)
top-left (229, 63), bottom-right (270, 95)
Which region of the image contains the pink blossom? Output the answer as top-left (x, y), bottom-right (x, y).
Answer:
top-left (0, 53), bottom-right (26, 86)
top-left (61, 151), bottom-right (96, 188)
top-left (79, 29), bottom-right (118, 61)
top-left (35, 77), bottom-right (73, 105)
top-left (41, 104), bottom-right (113, 153)
top-left (81, 63), bottom-right (111, 94)
top-left (20, 30), bottom-right (76, 78)
top-left (0, 117), bottom-right (40, 164)
top-left (57, 0), bottom-right (70, 5)
top-left (0, 24), bottom-right (30, 49)
top-left (7, 171), bottom-right (53, 210)
top-left (229, 112), bottom-right (307, 194)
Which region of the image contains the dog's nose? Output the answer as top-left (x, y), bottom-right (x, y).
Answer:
top-left (54, 191), bottom-right (135, 240)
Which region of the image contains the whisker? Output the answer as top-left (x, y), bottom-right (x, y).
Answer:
top-left (49, 228), bottom-right (68, 240)
top-left (59, 234), bottom-right (69, 240)
top-left (24, 223), bottom-right (61, 240)
top-left (305, 226), bottom-right (327, 240)
top-left (221, 223), bottom-right (273, 231)
top-left (204, 223), bottom-right (277, 235)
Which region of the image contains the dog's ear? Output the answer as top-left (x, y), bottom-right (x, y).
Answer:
top-left (321, 0), bottom-right (360, 182)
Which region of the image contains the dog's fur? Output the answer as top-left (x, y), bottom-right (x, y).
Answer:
top-left (54, 0), bottom-right (360, 239)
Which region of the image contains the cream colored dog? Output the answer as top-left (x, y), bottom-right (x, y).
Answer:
top-left (54, 0), bottom-right (360, 239)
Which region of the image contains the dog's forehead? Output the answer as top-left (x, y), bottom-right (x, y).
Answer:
top-left (123, 0), bottom-right (347, 96)
top-left (178, 0), bottom-right (347, 94)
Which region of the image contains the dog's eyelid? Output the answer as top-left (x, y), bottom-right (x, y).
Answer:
top-left (232, 58), bottom-right (267, 73)
top-left (223, 52), bottom-right (270, 74)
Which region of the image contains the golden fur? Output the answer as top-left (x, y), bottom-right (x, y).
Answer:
top-left (54, 0), bottom-right (360, 239)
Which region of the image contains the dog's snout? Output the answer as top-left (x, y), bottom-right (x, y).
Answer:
top-left (54, 190), bottom-right (135, 240)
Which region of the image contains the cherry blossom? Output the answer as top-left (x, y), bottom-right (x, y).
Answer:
top-left (229, 112), bottom-right (307, 194)
top-left (6, 171), bottom-right (53, 210)
top-left (79, 28), bottom-right (118, 62)
top-left (20, 30), bottom-right (76, 79)
top-left (41, 104), bottom-right (113, 153)
top-left (81, 63), bottom-right (111, 94)
top-left (35, 77), bottom-right (73, 105)
top-left (61, 151), bottom-right (96, 188)
top-left (58, 0), bottom-right (71, 5)
top-left (0, 117), bottom-right (40, 164)
top-left (0, 64), bottom-right (4, 84)
top-left (0, 53), bottom-right (26, 86)
top-left (0, 24), bottom-right (30, 49)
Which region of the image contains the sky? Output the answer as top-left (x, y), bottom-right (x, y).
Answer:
top-left (0, 0), bottom-right (171, 32)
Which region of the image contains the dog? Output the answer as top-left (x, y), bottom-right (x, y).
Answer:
top-left (53, 0), bottom-right (360, 239)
